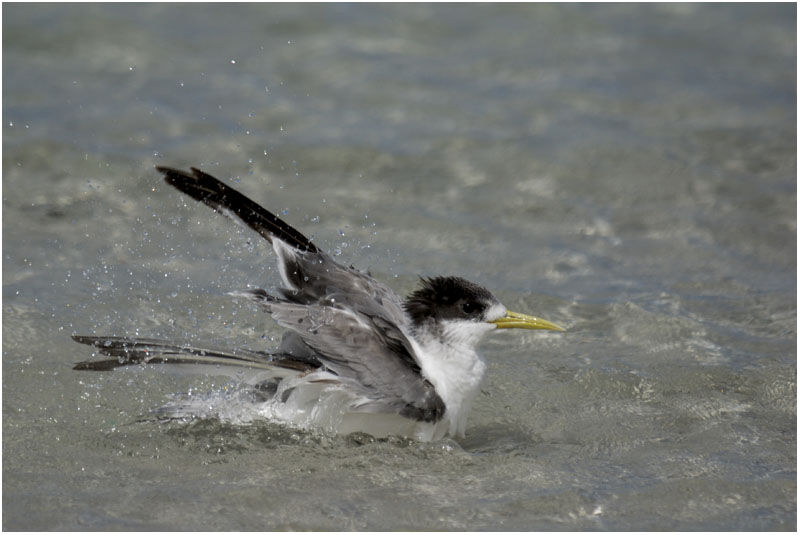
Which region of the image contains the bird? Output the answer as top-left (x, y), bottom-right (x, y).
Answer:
top-left (73, 166), bottom-right (565, 441)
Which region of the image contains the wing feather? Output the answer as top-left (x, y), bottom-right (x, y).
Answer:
top-left (71, 335), bottom-right (314, 372)
top-left (75, 167), bottom-right (445, 425)
top-left (269, 303), bottom-right (445, 422)
top-left (157, 166), bottom-right (317, 252)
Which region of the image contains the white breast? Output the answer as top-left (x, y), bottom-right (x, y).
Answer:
top-left (409, 320), bottom-right (494, 437)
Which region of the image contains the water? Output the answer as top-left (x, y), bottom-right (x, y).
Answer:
top-left (3, 3), bottom-right (795, 530)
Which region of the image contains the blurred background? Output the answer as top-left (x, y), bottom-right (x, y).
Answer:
top-left (3, 3), bottom-right (795, 530)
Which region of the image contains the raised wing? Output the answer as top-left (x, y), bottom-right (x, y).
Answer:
top-left (158, 166), bottom-right (405, 313)
top-left (154, 166), bottom-right (440, 421)
top-left (157, 166), bottom-right (317, 252)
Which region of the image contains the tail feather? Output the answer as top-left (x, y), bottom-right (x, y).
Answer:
top-left (156, 166), bottom-right (318, 253)
top-left (71, 335), bottom-right (314, 372)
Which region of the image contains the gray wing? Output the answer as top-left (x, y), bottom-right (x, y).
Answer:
top-left (269, 301), bottom-right (445, 423)
top-left (159, 165), bottom-right (409, 322)
top-left (159, 166), bottom-right (441, 421)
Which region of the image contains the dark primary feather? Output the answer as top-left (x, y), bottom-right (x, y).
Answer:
top-left (159, 167), bottom-right (404, 313)
top-left (71, 335), bottom-right (315, 372)
top-left (157, 166), bottom-right (318, 253)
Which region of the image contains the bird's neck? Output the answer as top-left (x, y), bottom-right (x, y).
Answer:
top-left (410, 321), bottom-right (492, 437)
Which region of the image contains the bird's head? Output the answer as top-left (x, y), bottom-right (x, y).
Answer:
top-left (404, 276), bottom-right (564, 346)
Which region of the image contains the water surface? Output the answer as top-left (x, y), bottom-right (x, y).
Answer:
top-left (3, 3), bottom-right (795, 530)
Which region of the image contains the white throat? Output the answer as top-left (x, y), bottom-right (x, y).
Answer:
top-left (408, 320), bottom-right (495, 438)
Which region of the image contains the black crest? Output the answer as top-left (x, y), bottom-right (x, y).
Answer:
top-left (404, 276), bottom-right (497, 327)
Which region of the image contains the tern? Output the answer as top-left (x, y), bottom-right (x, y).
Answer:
top-left (73, 166), bottom-right (564, 441)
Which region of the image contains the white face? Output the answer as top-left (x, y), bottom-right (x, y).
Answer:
top-left (483, 302), bottom-right (508, 323)
top-left (437, 301), bottom-right (508, 348)
top-left (439, 318), bottom-right (499, 348)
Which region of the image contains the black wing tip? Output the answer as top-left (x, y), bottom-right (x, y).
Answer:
top-left (154, 165), bottom-right (198, 175)
top-left (154, 165), bottom-right (178, 174)
top-left (155, 164), bottom-right (319, 254)
top-left (71, 334), bottom-right (103, 346)
top-left (73, 359), bottom-right (120, 371)
top-left (155, 165), bottom-right (190, 181)
top-left (155, 165), bottom-right (213, 180)
top-left (156, 165), bottom-right (215, 192)
top-left (71, 334), bottom-right (139, 347)
top-left (71, 335), bottom-right (118, 370)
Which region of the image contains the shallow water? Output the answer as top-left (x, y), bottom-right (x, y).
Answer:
top-left (3, 3), bottom-right (796, 530)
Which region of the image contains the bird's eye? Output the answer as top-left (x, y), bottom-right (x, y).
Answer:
top-left (461, 301), bottom-right (479, 314)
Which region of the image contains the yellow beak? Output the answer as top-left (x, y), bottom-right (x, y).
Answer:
top-left (490, 310), bottom-right (565, 331)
